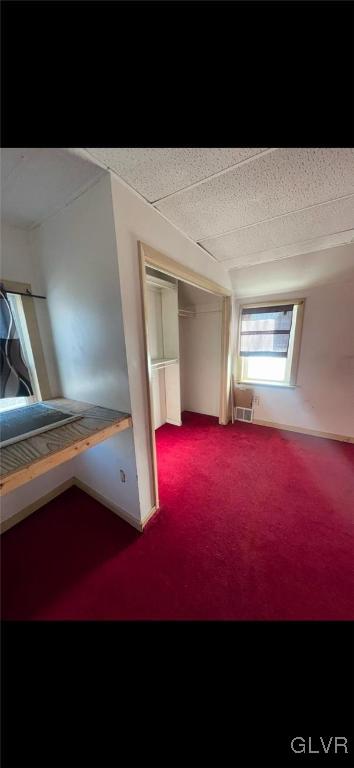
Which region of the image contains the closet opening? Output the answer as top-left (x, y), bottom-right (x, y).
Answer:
top-left (138, 242), bottom-right (232, 510)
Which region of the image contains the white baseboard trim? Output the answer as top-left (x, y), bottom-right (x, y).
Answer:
top-left (73, 477), bottom-right (143, 531)
top-left (0, 478), bottom-right (75, 534)
top-left (253, 418), bottom-right (353, 443)
top-left (1, 477), bottom-right (150, 535)
top-left (141, 505), bottom-right (158, 529)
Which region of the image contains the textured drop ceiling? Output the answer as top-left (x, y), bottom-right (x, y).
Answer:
top-left (1, 148), bottom-right (103, 228)
top-left (2, 148), bottom-right (354, 275)
top-left (85, 147), bottom-right (354, 271)
top-left (85, 147), bottom-right (268, 201)
top-left (201, 196), bottom-right (354, 267)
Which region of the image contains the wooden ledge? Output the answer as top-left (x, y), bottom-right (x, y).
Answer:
top-left (0, 399), bottom-right (132, 496)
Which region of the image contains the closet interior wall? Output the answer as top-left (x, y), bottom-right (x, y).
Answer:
top-left (179, 283), bottom-right (223, 418)
top-left (146, 268), bottom-right (224, 428)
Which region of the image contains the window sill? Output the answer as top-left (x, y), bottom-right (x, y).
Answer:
top-left (237, 380), bottom-right (297, 389)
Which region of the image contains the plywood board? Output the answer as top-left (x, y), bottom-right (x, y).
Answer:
top-left (0, 398), bottom-right (132, 495)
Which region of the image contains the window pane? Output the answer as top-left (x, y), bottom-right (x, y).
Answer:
top-left (240, 305), bottom-right (294, 357)
top-left (246, 357), bottom-right (287, 382)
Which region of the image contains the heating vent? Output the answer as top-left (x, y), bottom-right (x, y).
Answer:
top-left (235, 406), bottom-right (253, 423)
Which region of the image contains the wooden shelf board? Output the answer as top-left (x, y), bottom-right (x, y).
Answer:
top-left (0, 398), bottom-right (132, 496)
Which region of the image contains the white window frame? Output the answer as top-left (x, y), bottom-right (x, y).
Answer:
top-left (236, 299), bottom-right (305, 387)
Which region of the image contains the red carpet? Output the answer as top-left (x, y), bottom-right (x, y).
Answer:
top-left (1, 412), bottom-right (354, 620)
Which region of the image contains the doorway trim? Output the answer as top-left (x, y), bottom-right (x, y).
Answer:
top-left (138, 241), bottom-right (232, 510)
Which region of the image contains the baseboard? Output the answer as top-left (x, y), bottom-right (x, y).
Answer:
top-left (1, 477), bottom-right (147, 535)
top-left (0, 478), bottom-right (75, 534)
top-left (73, 477), bottom-right (143, 531)
top-left (253, 418), bottom-right (353, 443)
top-left (141, 505), bottom-right (158, 529)
top-left (166, 418), bottom-right (182, 426)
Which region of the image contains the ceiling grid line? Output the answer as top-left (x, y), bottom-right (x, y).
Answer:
top-left (197, 191), bottom-right (354, 245)
top-left (2, 147), bottom-right (354, 279)
top-left (149, 148), bottom-right (277, 204)
top-left (221, 227), bottom-right (354, 267)
top-left (78, 148), bottom-right (222, 265)
top-left (155, 148), bottom-right (354, 243)
top-left (84, 147), bottom-right (270, 203)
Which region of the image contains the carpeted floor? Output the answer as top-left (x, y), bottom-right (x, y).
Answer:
top-left (1, 412), bottom-right (353, 620)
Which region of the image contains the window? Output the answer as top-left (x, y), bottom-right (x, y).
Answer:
top-left (0, 286), bottom-right (41, 413)
top-left (237, 300), bottom-right (304, 386)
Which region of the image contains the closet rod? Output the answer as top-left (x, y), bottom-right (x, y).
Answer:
top-left (1, 286), bottom-right (47, 300)
top-left (179, 308), bottom-right (221, 316)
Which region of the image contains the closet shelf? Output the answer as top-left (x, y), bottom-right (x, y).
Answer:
top-left (178, 308), bottom-right (196, 318)
top-left (151, 357), bottom-right (179, 369)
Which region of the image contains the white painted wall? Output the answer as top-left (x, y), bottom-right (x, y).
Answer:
top-left (233, 278), bottom-right (354, 438)
top-left (0, 223), bottom-right (72, 523)
top-left (229, 243), bottom-right (354, 297)
top-left (110, 173), bottom-right (231, 520)
top-left (178, 283), bottom-right (223, 418)
top-left (1, 464), bottom-right (74, 524)
top-left (2, 223), bottom-right (32, 283)
top-left (72, 430), bottom-right (139, 517)
top-left (26, 175), bottom-right (139, 524)
top-left (179, 302), bottom-right (222, 418)
top-left (31, 177), bottom-right (131, 413)
top-left (1, 222), bottom-right (60, 396)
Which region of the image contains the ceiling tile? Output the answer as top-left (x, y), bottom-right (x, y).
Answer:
top-left (155, 148), bottom-right (354, 241)
top-left (1, 148), bottom-right (103, 228)
top-left (86, 147), bottom-right (268, 201)
top-left (1, 148), bottom-right (31, 185)
top-left (226, 230), bottom-right (354, 272)
top-left (201, 195), bottom-right (354, 265)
